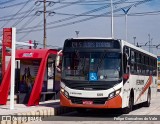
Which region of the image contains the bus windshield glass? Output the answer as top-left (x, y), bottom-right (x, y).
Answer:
top-left (62, 51), bottom-right (122, 81)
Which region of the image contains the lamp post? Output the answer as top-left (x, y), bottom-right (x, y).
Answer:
top-left (121, 6), bottom-right (133, 41)
top-left (111, 0), bottom-right (114, 38)
top-left (75, 31), bottom-right (79, 38)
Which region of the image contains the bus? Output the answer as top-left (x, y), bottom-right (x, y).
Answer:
top-left (60, 37), bottom-right (157, 113)
top-left (157, 56), bottom-right (160, 91)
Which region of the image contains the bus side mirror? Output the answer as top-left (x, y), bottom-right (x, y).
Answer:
top-left (123, 74), bottom-right (129, 80)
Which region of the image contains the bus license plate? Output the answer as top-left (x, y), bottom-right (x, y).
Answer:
top-left (82, 100), bottom-right (93, 105)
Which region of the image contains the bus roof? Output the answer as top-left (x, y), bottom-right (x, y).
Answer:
top-left (122, 40), bottom-right (157, 58)
top-left (70, 37), bottom-right (114, 40)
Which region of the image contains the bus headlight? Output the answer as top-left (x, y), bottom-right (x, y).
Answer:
top-left (108, 88), bottom-right (121, 99)
top-left (61, 88), bottom-right (69, 98)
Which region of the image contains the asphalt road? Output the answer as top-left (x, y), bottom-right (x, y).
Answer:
top-left (28, 92), bottom-right (160, 124)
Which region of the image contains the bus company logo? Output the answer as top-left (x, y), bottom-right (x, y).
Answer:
top-left (70, 92), bottom-right (82, 95)
top-left (136, 80), bottom-right (144, 85)
top-left (22, 53), bottom-right (33, 57)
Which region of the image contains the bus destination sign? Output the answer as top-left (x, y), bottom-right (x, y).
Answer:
top-left (71, 41), bottom-right (113, 48)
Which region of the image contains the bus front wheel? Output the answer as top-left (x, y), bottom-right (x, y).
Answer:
top-left (122, 94), bottom-right (134, 114)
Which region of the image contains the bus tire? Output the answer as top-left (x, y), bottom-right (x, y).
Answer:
top-left (143, 88), bottom-right (151, 107)
top-left (122, 94), bottom-right (134, 114)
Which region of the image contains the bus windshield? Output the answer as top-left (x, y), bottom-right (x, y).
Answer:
top-left (62, 51), bottom-right (122, 81)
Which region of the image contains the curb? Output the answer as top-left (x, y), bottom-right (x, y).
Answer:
top-left (0, 105), bottom-right (74, 124)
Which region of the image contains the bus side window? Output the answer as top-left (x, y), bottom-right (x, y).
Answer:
top-left (130, 50), bottom-right (135, 74)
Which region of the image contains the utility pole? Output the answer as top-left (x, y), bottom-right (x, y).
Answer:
top-left (35, 0), bottom-right (55, 48)
top-left (43, 0), bottom-right (47, 48)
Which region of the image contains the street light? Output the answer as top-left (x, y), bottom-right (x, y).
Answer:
top-left (121, 5), bottom-right (134, 41)
top-left (75, 31), bottom-right (80, 38)
top-left (111, 0), bottom-right (114, 38)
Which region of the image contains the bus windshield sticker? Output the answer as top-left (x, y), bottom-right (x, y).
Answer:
top-left (91, 58), bottom-right (94, 63)
top-left (89, 72), bottom-right (98, 81)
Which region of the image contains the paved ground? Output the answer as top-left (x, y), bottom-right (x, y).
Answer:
top-left (27, 92), bottom-right (160, 124)
top-left (0, 90), bottom-right (159, 124)
top-left (0, 100), bottom-right (73, 124)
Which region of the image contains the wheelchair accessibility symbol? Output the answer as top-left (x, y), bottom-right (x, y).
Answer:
top-left (89, 72), bottom-right (98, 81)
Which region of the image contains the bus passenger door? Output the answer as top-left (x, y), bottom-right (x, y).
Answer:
top-left (123, 51), bottom-right (130, 107)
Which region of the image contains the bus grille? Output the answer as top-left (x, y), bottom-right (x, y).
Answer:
top-left (66, 83), bottom-right (111, 90)
top-left (70, 97), bottom-right (108, 104)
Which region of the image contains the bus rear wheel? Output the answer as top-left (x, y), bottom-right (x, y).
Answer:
top-left (143, 88), bottom-right (151, 107)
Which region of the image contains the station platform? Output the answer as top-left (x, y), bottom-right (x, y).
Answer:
top-left (0, 100), bottom-right (73, 124)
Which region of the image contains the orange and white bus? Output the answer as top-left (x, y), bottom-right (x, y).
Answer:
top-left (60, 38), bottom-right (157, 113)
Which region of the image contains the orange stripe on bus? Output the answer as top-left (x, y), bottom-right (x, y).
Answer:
top-left (135, 76), bottom-right (152, 103)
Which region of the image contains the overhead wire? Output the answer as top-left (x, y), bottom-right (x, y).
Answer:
top-left (0, 0), bottom-right (17, 5)
top-left (17, 0), bottom-right (155, 34)
top-left (18, 0), bottom-right (87, 40)
top-left (0, 0), bottom-right (32, 29)
top-left (56, 0), bottom-right (143, 5)
top-left (0, 14), bottom-right (34, 22)
top-left (53, 10), bottom-right (160, 17)
top-left (0, 0), bottom-right (148, 22)
top-left (18, 0), bottom-right (126, 32)
top-left (12, 5), bottom-right (35, 27)
top-left (0, 0), bottom-right (32, 9)
top-left (0, 2), bottom-right (42, 19)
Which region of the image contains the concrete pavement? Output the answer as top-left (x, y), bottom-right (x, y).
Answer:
top-left (0, 91), bottom-right (159, 124)
top-left (0, 100), bottom-right (73, 124)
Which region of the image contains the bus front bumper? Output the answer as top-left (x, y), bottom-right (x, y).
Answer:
top-left (60, 93), bottom-right (122, 109)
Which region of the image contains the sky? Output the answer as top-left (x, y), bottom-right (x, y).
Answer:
top-left (0, 0), bottom-right (160, 55)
